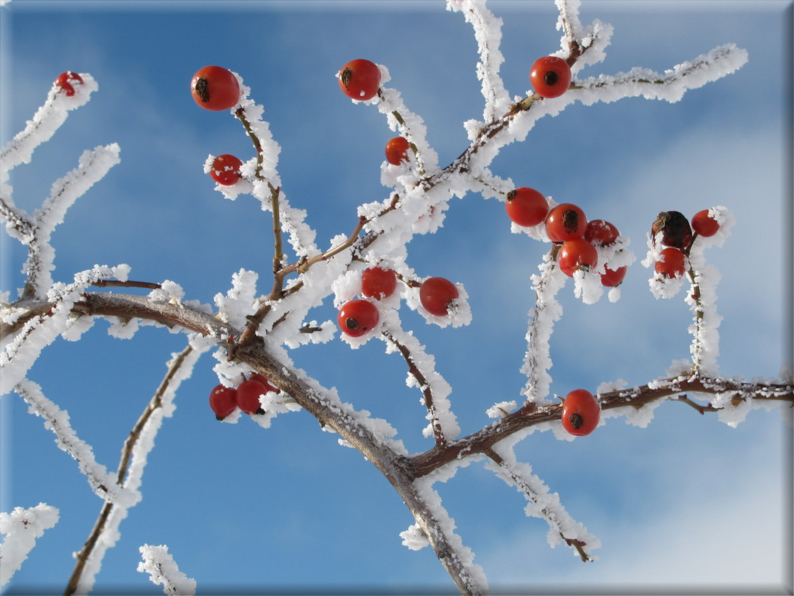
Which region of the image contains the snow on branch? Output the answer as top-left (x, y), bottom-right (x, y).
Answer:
top-left (66, 338), bottom-right (209, 595)
top-left (22, 144), bottom-right (122, 299)
top-left (684, 207), bottom-right (735, 377)
top-left (13, 379), bottom-right (138, 506)
top-left (573, 44), bottom-right (748, 105)
top-left (0, 73), bottom-right (97, 185)
top-left (137, 545), bottom-right (197, 596)
top-left (448, 0), bottom-right (511, 122)
top-left (412, 460), bottom-right (489, 594)
top-left (521, 253), bottom-right (566, 404)
top-left (484, 445), bottom-right (599, 562)
top-left (0, 504), bottom-right (60, 588)
top-left (0, 264), bottom-right (130, 395)
top-left (382, 321), bottom-right (461, 445)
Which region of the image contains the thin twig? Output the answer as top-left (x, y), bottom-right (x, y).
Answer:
top-left (382, 330), bottom-right (447, 449)
top-left (64, 343), bottom-right (195, 596)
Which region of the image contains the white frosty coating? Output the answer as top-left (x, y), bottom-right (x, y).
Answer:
top-left (0, 264), bottom-right (130, 395)
top-left (400, 523), bottom-right (431, 551)
top-left (263, 341), bottom-right (409, 455)
top-left (13, 379), bottom-right (137, 506)
top-left (685, 206), bottom-right (735, 377)
top-left (148, 280), bottom-right (185, 305)
top-left (213, 74), bottom-right (319, 260)
top-left (74, 335), bottom-right (210, 594)
top-left (214, 269), bottom-right (259, 330)
top-left (711, 391), bottom-right (750, 428)
top-left (253, 390), bottom-right (303, 429)
top-left (486, 440), bottom-right (600, 559)
top-left (486, 400), bottom-right (517, 419)
top-left (0, 73), bottom-right (98, 189)
top-left (107, 316), bottom-right (140, 339)
top-left (61, 312), bottom-right (96, 342)
top-left (521, 254), bottom-right (567, 403)
top-left (451, 0), bottom-right (511, 123)
top-left (0, 503), bottom-right (59, 588)
top-left (381, 309), bottom-right (461, 441)
top-left (481, 43), bottom-right (747, 182)
top-left (412, 459), bottom-right (489, 592)
top-left (17, 144), bottom-right (121, 298)
top-left (137, 544), bottom-right (197, 596)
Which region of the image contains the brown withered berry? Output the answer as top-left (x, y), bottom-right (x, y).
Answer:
top-left (651, 211), bottom-right (692, 250)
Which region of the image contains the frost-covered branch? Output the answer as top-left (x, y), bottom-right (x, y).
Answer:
top-left (137, 545), bottom-right (197, 596)
top-left (521, 249), bottom-right (566, 404)
top-left (448, 0), bottom-right (511, 122)
top-left (484, 447), bottom-right (598, 562)
top-left (21, 144), bottom-right (121, 300)
top-left (65, 339), bottom-right (207, 596)
top-left (0, 73), bottom-right (97, 180)
top-left (0, 504), bottom-right (60, 588)
top-left (13, 379), bottom-right (137, 506)
top-left (411, 375), bottom-right (793, 477)
top-left (0, 264), bottom-right (131, 394)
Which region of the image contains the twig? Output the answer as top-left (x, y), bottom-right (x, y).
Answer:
top-left (64, 344), bottom-right (195, 596)
top-left (383, 330), bottom-right (447, 449)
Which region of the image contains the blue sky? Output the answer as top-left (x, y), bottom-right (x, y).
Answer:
top-left (1, 0), bottom-right (791, 593)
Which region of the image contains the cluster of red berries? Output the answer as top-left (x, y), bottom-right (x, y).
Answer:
top-left (209, 373), bottom-right (278, 421)
top-left (189, 66), bottom-right (246, 186)
top-left (561, 389), bottom-right (600, 436)
top-left (651, 209), bottom-right (721, 278)
top-left (337, 268), bottom-right (460, 337)
top-left (506, 189), bottom-right (626, 287)
top-left (54, 71), bottom-right (84, 97)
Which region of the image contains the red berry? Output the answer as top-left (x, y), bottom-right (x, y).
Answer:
top-left (691, 210), bottom-right (720, 237)
top-left (209, 154), bottom-right (243, 186)
top-left (600, 265), bottom-right (627, 287)
top-left (338, 299), bottom-right (380, 337)
top-left (385, 137), bottom-right (411, 165)
top-left (249, 373), bottom-right (278, 394)
top-left (545, 203), bottom-right (587, 243)
top-left (209, 384), bottom-right (237, 420)
top-left (191, 66), bottom-right (240, 111)
top-left (584, 220), bottom-right (619, 246)
top-left (419, 277), bottom-right (459, 317)
top-left (361, 267), bottom-right (398, 300)
top-left (236, 379), bottom-right (268, 415)
top-left (651, 211), bottom-right (692, 249)
top-left (505, 187), bottom-right (549, 227)
top-left (338, 59), bottom-right (381, 101)
top-left (655, 247), bottom-right (687, 278)
top-left (557, 238), bottom-right (598, 277)
top-left (561, 389), bottom-right (600, 436)
top-left (54, 71), bottom-right (84, 97)
top-left (530, 56), bottom-right (572, 99)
